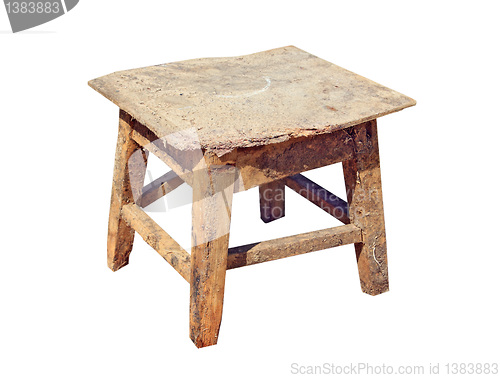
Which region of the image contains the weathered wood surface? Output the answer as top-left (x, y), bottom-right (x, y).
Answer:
top-left (121, 203), bottom-right (191, 281)
top-left (227, 224), bottom-right (362, 270)
top-left (140, 170), bottom-right (184, 208)
top-left (89, 46), bottom-right (415, 157)
top-left (190, 164), bottom-right (236, 348)
top-left (259, 180), bottom-right (285, 223)
top-left (210, 126), bottom-right (359, 190)
top-left (129, 149), bottom-right (149, 206)
top-left (128, 120), bottom-right (196, 187)
top-left (285, 174), bottom-right (349, 224)
top-left (342, 120), bottom-right (389, 296)
top-left (107, 113), bottom-right (148, 271)
top-left (128, 113), bottom-right (360, 191)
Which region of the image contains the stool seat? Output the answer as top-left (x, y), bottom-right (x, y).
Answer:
top-left (89, 46), bottom-right (415, 156)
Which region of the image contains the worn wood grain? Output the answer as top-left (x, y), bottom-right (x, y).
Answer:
top-left (227, 224), bottom-right (362, 269)
top-left (121, 203), bottom-right (191, 282)
top-left (285, 174), bottom-right (349, 224)
top-left (124, 110), bottom-right (359, 191)
top-left (89, 46), bottom-right (415, 156)
top-left (342, 120), bottom-right (389, 296)
top-left (107, 112), bottom-right (148, 271)
top-left (210, 126), bottom-right (357, 190)
top-left (140, 170), bottom-right (184, 208)
top-left (129, 125), bottom-right (196, 187)
top-left (129, 149), bottom-right (149, 205)
top-left (259, 180), bottom-right (285, 223)
top-left (190, 164), bottom-right (236, 348)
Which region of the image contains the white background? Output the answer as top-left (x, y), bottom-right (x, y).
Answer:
top-left (1, 1), bottom-right (499, 377)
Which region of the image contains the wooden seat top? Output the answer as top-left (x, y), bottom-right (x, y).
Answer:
top-left (89, 46), bottom-right (415, 156)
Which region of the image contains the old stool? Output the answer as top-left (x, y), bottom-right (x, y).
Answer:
top-left (89, 46), bottom-right (415, 348)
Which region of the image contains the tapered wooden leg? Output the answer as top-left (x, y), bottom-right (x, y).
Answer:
top-left (259, 180), bottom-right (285, 223)
top-left (342, 120), bottom-right (389, 296)
top-left (107, 110), bottom-right (148, 271)
top-left (190, 164), bottom-right (236, 348)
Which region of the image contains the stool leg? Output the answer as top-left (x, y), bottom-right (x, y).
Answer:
top-left (342, 120), bottom-right (389, 296)
top-left (259, 180), bottom-right (285, 223)
top-left (190, 165), bottom-right (236, 348)
top-left (107, 111), bottom-right (148, 271)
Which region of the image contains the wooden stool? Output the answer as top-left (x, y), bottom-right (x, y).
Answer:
top-left (89, 46), bottom-right (415, 348)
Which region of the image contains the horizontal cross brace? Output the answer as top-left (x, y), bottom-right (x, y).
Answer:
top-left (285, 174), bottom-right (350, 224)
top-left (140, 170), bottom-right (184, 208)
top-left (121, 203), bottom-right (191, 282)
top-left (227, 223), bottom-right (362, 269)
top-left (122, 205), bottom-right (361, 277)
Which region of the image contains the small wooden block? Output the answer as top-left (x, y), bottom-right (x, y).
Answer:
top-left (259, 180), bottom-right (285, 223)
